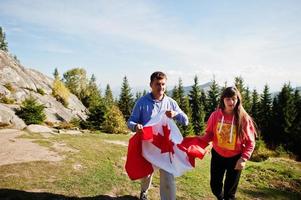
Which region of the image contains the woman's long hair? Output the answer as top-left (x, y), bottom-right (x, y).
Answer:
top-left (218, 87), bottom-right (257, 141)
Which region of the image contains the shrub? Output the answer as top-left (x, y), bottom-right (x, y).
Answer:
top-left (85, 103), bottom-right (107, 130)
top-left (69, 117), bottom-right (81, 128)
top-left (56, 121), bottom-right (75, 130)
top-left (12, 54), bottom-right (20, 63)
top-left (0, 94), bottom-right (15, 104)
top-left (52, 78), bottom-right (70, 107)
top-left (79, 120), bottom-right (90, 130)
top-left (16, 95), bottom-right (46, 125)
top-left (45, 121), bottom-right (54, 127)
top-left (4, 83), bottom-right (16, 93)
top-left (102, 105), bottom-right (129, 134)
top-left (250, 139), bottom-right (274, 162)
top-left (53, 118), bottom-right (82, 130)
top-left (37, 88), bottom-right (45, 95)
top-left (275, 145), bottom-right (291, 158)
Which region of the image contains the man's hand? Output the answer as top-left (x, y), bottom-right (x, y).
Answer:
top-left (135, 124), bottom-right (143, 133)
top-left (165, 110), bottom-right (176, 118)
top-left (234, 158), bottom-right (246, 170)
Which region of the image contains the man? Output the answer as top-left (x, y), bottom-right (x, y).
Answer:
top-left (127, 71), bottom-right (188, 200)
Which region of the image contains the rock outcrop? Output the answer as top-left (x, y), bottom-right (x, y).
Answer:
top-left (0, 50), bottom-right (87, 129)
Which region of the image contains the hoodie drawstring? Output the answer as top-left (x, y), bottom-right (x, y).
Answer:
top-left (229, 116), bottom-right (234, 143)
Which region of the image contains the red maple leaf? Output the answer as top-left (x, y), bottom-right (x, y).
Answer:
top-left (152, 125), bottom-right (174, 154)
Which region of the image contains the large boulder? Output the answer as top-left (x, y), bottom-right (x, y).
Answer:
top-left (0, 50), bottom-right (88, 129)
top-left (25, 124), bottom-right (53, 133)
top-left (0, 104), bottom-right (26, 129)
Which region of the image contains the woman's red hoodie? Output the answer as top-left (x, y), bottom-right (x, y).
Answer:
top-left (201, 109), bottom-right (256, 160)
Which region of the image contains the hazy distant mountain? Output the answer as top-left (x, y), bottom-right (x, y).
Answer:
top-left (182, 82), bottom-right (213, 96)
top-left (166, 81), bottom-right (214, 96)
top-left (111, 82), bottom-right (214, 98)
top-left (112, 82), bottom-right (300, 99)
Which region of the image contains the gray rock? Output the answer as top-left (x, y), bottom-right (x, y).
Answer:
top-left (0, 104), bottom-right (26, 129)
top-left (0, 50), bottom-right (88, 129)
top-left (25, 124), bottom-right (53, 133)
top-left (0, 85), bottom-right (10, 96)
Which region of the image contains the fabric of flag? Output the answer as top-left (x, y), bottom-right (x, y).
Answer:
top-left (125, 111), bottom-right (208, 180)
top-left (125, 132), bottom-right (154, 180)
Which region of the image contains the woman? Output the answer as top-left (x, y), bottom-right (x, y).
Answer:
top-left (200, 87), bottom-right (256, 200)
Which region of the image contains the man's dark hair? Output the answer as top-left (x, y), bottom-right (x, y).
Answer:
top-left (150, 71), bottom-right (167, 83)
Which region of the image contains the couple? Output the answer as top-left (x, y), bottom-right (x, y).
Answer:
top-left (127, 71), bottom-right (256, 200)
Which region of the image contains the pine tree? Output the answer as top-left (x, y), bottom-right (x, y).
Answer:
top-left (82, 74), bottom-right (102, 108)
top-left (275, 83), bottom-right (296, 147)
top-left (258, 84), bottom-right (272, 143)
top-left (177, 78), bottom-right (186, 108)
top-left (182, 96), bottom-right (194, 136)
top-left (0, 27), bottom-right (8, 52)
top-left (200, 89), bottom-right (207, 118)
top-left (270, 96), bottom-right (281, 147)
top-left (206, 79), bottom-right (219, 120)
top-left (234, 76), bottom-right (252, 113)
top-left (171, 85), bottom-right (179, 103)
top-left (234, 76), bottom-right (245, 94)
top-left (189, 75), bottom-right (205, 135)
top-left (251, 89), bottom-right (260, 126)
top-left (104, 84), bottom-right (114, 106)
top-left (16, 95), bottom-right (46, 125)
top-left (85, 102), bottom-right (107, 130)
top-left (220, 81), bottom-right (228, 94)
top-left (244, 87), bottom-right (252, 113)
top-left (83, 77), bottom-right (106, 130)
top-left (13, 55), bottom-right (20, 63)
top-left (53, 68), bottom-right (59, 79)
top-left (291, 90), bottom-right (301, 159)
top-left (175, 78), bottom-right (193, 136)
top-left (118, 76), bottom-right (134, 121)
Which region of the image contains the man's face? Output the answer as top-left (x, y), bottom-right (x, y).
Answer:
top-left (150, 78), bottom-right (166, 97)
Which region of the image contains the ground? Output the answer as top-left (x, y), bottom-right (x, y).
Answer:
top-left (0, 128), bottom-right (300, 200)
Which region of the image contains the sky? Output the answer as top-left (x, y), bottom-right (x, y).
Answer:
top-left (0, 0), bottom-right (301, 94)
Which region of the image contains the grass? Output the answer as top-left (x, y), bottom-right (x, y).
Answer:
top-left (1, 131), bottom-right (301, 200)
top-left (239, 158), bottom-right (301, 199)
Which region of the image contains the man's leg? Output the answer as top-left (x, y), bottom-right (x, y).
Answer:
top-left (140, 174), bottom-right (153, 199)
top-left (159, 169), bottom-right (176, 200)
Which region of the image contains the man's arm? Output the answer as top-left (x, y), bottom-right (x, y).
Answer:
top-left (171, 100), bottom-right (189, 126)
top-left (127, 102), bottom-right (141, 132)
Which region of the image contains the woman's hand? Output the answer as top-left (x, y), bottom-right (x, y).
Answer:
top-left (234, 158), bottom-right (246, 170)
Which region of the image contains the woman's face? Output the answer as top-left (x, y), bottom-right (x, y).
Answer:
top-left (223, 96), bottom-right (238, 112)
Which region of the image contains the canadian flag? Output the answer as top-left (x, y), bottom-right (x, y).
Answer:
top-left (125, 111), bottom-right (208, 180)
